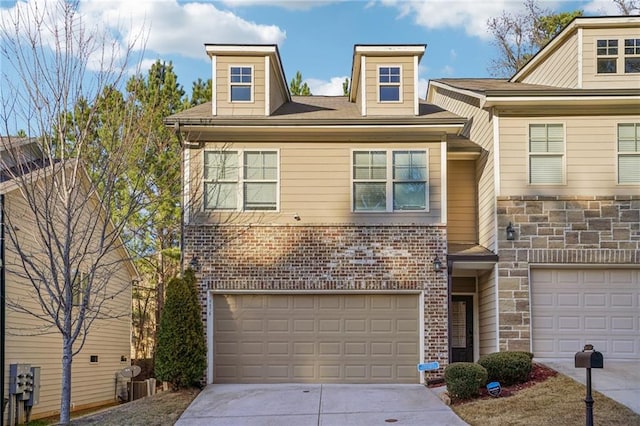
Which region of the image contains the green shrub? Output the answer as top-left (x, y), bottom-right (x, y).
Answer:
top-left (155, 269), bottom-right (207, 389)
top-left (478, 351), bottom-right (532, 386)
top-left (444, 362), bottom-right (488, 400)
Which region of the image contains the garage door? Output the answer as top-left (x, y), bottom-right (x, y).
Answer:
top-left (212, 293), bottom-right (420, 383)
top-left (531, 269), bottom-right (640, 360)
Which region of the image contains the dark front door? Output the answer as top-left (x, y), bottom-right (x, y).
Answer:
top-left (451, 295), bottom-right (474, 363)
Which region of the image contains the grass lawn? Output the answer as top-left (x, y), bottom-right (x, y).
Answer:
top-left (452, 374), bottom-right (640, 426)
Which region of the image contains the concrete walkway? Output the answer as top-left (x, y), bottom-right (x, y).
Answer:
top-left (175, 383), bottom-right (467, 425)
top-left (540, 359), bottom-right (640, 415)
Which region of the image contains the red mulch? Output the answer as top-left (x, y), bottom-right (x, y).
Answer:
top-left (450, 362), bottom-right (558, 404)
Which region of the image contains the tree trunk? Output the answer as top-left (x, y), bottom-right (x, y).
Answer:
top-left (59, 338), bottom-right (73, 424)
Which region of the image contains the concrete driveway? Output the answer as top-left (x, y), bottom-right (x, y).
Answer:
top-left (175, 383), bottom-right (467, 425)
top-left (539, 359), bottom-right (640, 414)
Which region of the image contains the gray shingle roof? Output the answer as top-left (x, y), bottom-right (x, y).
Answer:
top-left (165, 96), bottom-right (465, 125)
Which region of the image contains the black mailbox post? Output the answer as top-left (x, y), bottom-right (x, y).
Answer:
top-left (575, 344), bottom-right (604, 426)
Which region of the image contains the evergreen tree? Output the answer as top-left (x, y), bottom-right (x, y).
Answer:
top-left (290, 71), bottom-right (311, 95)
top-left (155, 269), bottom-right (206, 389)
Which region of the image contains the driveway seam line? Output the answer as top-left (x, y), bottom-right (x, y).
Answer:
top-left (317, 384), bottom-right (323, 426)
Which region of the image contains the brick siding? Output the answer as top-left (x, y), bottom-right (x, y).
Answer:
top-left (497, 195), bottom-right (640, 352)
top-left (184, 223), bottom-right (449, 375)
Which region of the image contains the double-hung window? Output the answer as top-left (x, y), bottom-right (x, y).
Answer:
top-left (204, 150), bottom-right (278, 211)
top-left (618, 123), bottom-right (640, 184)
top-left (353, 149), bottom-right (428, 212)
top-left (624, 39), bottom-right (640, 73)
top-left (229, 66), bottom-right (252, 102)
top-left (243, 151), bottom-right (277, 210)
top-left (529, 124), bottom-right (565, 185)
top-left (596, 39), bottom-right (618, 74)
top-left (378, 66), bottom-right (401, 102)
top-left (204, 151), bottom-right (238, 209)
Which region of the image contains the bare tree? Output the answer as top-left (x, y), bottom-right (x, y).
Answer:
top-left (0, 1), bottom-right (151, 424)
top-left (612, 0), bottom-right (640, 14)
top-left (487, 0), bottom-right (582, 77)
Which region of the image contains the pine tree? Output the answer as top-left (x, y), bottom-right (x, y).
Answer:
top-left (155, 269), bottom-right (206, 389)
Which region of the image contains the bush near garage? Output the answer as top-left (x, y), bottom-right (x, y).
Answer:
top-left (444, 362), bottom-right (488, 400)
top-left (478, 351), bottom-right (533, 386)
top-left (155, 269), bottom-right (207, 390)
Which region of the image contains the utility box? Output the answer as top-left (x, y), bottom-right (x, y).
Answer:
top-left (27, 367), bottom-right (41, 406)
top-left (575, 345), bottom-right (603, 369)
top-left (9, 363), bottom-right (31, 395)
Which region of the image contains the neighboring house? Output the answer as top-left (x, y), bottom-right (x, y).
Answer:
top-left (1, 138), bottom-right (135, 421)
top-left (427, 16), bottom-right (640, 362)
top-left (167, 15), bottom-right (639, 386)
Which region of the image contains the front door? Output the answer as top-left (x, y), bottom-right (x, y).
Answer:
top-left (451, 295), bottom-right (474, 362)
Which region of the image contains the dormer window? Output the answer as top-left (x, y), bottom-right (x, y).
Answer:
top-left (378, 66), bottom-right (401, 102)
top-left (596, 39), bottom-right (618, 73)
top-left (624, 39), bottom-right (640, 73)
top-left (230, 66), bottom-right (252, 102)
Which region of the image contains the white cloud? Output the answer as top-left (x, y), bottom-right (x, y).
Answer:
top-left (220, 0), bottom-right (343, 10)
top-left (307, 76), bottom-right (348, 96)
top-left (450, 49), bottom-right (457, 60)
top-left (1, 0), bottom-right (287, 75)
top-left (79, 0), bottom-right (287, 61)
top-left (378, 0), bottom-right (530, 39)
top-left (582, 0), bottom-right (626, 15)
top-left (418, 77), bottom-right (429, 99)
top-left (440, 65), bottom-right (454, 76)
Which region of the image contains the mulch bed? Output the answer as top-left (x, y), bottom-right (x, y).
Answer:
top-left (451, 362), bottom-right (558, 404)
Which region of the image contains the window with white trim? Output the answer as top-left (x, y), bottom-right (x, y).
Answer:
top-left (596, 39), bottom-right (618, 74)
top-left (624, 39), bottom-right (640, 73)
top-left (378, 66), bottom-right (401, 102)
top-left (529, 124), bottom-right (565, 185)
top-left (618, 123), bottom-right (640, 184)
top-left (204, 150), bottom-right (278, 211)
top-left (353, 149), bottom-right (428, 212)
top-left (229, 66), bottom-right (252, 102)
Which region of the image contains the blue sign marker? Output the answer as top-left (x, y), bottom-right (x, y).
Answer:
top-left (417, 362), bottom-right (440, 372)
top-left (487, 381), bottom-right (502, 397)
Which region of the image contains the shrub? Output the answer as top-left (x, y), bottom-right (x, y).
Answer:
top-left (444, 362), bottom-right (488, 400)
top-left (155, 269), bottom-right (207, 389)
top-left (478, 351), bottom-right (533, 386)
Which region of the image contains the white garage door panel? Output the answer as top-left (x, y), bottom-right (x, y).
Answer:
top-left (213, 294), bottom-right (420, 383)
top-left (531, 269), bottom-right (640, 360)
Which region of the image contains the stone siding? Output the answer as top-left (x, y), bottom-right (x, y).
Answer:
top-left (497, 195), bottom-right (640, 352)
top-left (184, 224), bottom-right (449, 375)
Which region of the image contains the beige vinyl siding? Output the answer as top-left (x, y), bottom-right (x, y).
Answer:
top-left (499, 114), bottom-right (640, 196)
top-left (3, 189), bottom-right (132, 421)
top-left (447, 160), bottom-right (477, 243)
top-left (365, 56), bottom-right (415, 116)
top-left (520, 31), bottom-right (579, 88)
top-left (215, 56), bottom-right (266, 116)
top-left (269, 59), bottom-right (287, 115)
top-left (478, 270), bottom-right (497, 356)
top-left (582, 27), bottom-right (640, 89)
top-left (190, 141), bottom-right (442, 225)
top-left (430, 87), bottom-right (496, 250)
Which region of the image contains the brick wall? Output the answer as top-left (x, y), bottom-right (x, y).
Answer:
top-left (497, 195), bottom-right (640, 352)
top-left (184, 223), bottom-right (449, 371)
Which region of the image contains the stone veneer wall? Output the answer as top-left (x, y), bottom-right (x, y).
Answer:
top-left (184, 224), bottom-right (449, 372)
top-left (497, 195), bottom-right (640, 352)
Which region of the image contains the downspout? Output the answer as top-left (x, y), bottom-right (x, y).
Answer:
top-left (1, 193), bottom-right (5, 426)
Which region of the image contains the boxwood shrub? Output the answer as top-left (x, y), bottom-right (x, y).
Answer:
top-left (444, 362), bottom-right (488, 400)
top-left (478, 351), bottom-right (533, 386)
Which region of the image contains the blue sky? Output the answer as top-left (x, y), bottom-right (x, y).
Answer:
top-left (0, 0), bottom-right (628, 100)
